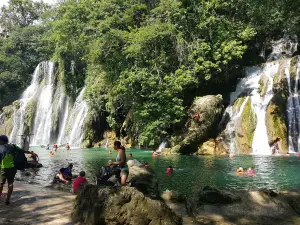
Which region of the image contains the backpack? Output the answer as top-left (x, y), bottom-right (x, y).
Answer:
top-left (14, 150), bottom-right (27, 170)
top-left (0, 144), bottom-right (27, 170)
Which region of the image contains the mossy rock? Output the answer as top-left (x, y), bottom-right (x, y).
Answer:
top-left (266, 102), bottom-right (288, 153)
top-left (258, 74), bottom-right (269, 96)
top-left (25, 99), bottom-right (37, 129)
top-left (233, 97), bottom-right (246, 114)
top-left (235, 98), bottom-right (257, 154)
top-left (197, 139), bottom-right (215, 155)
top-left (173, 95), bottom-right (224, 154)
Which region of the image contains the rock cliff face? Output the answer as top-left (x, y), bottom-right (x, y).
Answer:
top-left (169, 95), bottom-right (224, 154)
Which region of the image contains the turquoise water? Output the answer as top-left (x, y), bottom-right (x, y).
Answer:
top-left (20, 147), bottom-right (300, 196)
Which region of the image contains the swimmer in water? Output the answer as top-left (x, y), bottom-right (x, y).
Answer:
top-left (246, 167), bottom-right (255, 176)
top-left (236, 167), bottom-right (244, 174)
top-left (128, 153), bottom-right (133, 158)
top-left (166, 166), bottom-right (173, 175)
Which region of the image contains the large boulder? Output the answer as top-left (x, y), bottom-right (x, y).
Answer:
top-left (72, 185), bottom-right (183, 225)
top-left (127, 159), bottom-right (160, 199)
top-left (171, 95), bottom-right (224, 154)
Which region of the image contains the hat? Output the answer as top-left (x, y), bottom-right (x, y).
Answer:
top-left (0, 135), bottom-right (8, 143)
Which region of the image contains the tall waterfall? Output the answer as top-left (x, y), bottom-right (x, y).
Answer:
top-left (6, 61), bottom-right (88, 147)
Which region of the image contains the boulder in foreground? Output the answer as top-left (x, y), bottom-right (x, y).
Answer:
top-left (72, 184), bottom-right (182, 225)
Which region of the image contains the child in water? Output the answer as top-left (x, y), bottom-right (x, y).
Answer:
top-left (166, 166), bottom-right (173, 175)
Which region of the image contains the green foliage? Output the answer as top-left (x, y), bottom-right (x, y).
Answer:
top-left (2, 0), bottom-right (300, 147)
top-left (0, 0), bottom-right (53, 108)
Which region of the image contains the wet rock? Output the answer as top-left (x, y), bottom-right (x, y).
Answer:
top-left (72, 185), bottom-right (182, 225)
top-left (171, 95), bottom-right (224, 154)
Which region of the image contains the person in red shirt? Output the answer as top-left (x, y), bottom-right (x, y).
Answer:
top-left (73, 171), bottom-right (88, 194)
top-left (166, 166), bottom-right (173, 175)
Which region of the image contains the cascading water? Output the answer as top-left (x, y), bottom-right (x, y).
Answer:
top-left (286, 58), bottom-right (300, 153)
top-left (59, 88), bottom-right (88, 147)
top-left (251, 62), bottom-right (279, 155)
top-left (6, 61), bottom-right (88, 147)
top-left (157, 142), bottom-right (166, 153)
top-left (9, 64), bottom-right (42, 144)
top-left (31, 62), bottom-right (55, 145)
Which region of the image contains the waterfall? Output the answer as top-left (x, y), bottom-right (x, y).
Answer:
top-left (157, 141), bottom-right (166, 153)
top-left (57, 96), bottom-right (69, 145)
top-left (60, 88), bottom-right (88, 147)
top-left (6, 61), bottom-right (88, 147)
top-left (286, 58), bottom-right (300, 153)
top-left (9, 64), bottom-right (42, 144)
top-left (251, 62), bottom-right (279, 155)
top-left (31, 62), bottom-right (55, 145)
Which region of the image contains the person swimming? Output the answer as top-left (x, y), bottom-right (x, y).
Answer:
top-left (166, 166), bottom-right (173, 175)
top-left (128, 153), bottom-right (133, 158)
top-left (66, 143), bottom-right (70, 150)
top-left (246, 167), bottom-right (255, 176)
top-left (236, 167), bottom-right (244, 174)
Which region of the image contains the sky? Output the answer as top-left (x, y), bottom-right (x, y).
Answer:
top-left (0, 0), bottom-right (57, 8)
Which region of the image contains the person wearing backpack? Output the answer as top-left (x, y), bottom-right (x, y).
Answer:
top-left (0, 135), bottom-right (37, 205)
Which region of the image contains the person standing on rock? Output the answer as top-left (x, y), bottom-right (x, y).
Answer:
top-left (109, 141), bottom-right (129, 185)
top-left (0, 135), bottom-right (38, 205)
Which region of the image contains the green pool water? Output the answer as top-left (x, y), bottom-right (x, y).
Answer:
top-left (20, 147), bottom-right (300, 196)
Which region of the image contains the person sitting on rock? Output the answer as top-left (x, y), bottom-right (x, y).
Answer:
top-left (73, 171), bottom-right (88, 194)
top-left (30, 153), bottom-right (39, 162)
top-left (56, 163), bottom-right (73, 183)
top-left (166, 166), bottom-right (173, 175)
top-left (108, 141), bottom-right (129, 185)
top-left (270, 137), bottom-right (280, 155)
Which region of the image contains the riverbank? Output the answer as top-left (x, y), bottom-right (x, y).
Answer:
top-left (0, 181), bottom-right (77, 225)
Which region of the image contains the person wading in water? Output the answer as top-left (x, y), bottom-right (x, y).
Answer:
top-left (108, 141), bottom-right (129, 185)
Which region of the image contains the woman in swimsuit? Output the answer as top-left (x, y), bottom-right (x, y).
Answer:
top-left (109, 141), bottom-right (129, 185)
